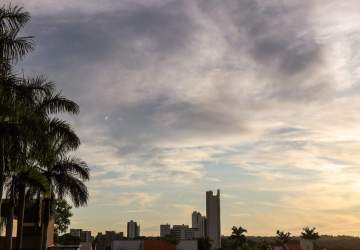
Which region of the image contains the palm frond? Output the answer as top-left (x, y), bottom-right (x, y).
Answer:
top-left (37, 92), bottom-right (79, 115)
top-left (0, 5), bottom-right (30, 32)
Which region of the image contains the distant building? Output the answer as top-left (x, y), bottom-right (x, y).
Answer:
top-left (95, 231), bottom-right (123, 250)
top-left (70, 229), bottom-right (82, 238)
top-left (171, 225), bottom-right (197, 241)
top-left (127, 220), bottom-right (140, 239)
top-left (81, 231), bottom-right (92, 242)
top-left (70, 229), bottom-right (92, 243)
top-left (191, 211), bottom-right (206, 238)
top-left (160, 224), bottom-right (171, 238)
top-left (206, 190), bottom-right (221, 249)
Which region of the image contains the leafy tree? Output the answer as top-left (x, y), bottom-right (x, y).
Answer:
top-left (258, 240), bottom-right (272, 250)
top-left (56, 233), bottom-right (80, 245)
top-left (301, 227), bottom-right (320, 241)
top-left (162, 232), bottom-right (179, 245)
top-left (54, 199), bottom-right (73, 237)
top-left (198, 237), bottom-right (212, 250)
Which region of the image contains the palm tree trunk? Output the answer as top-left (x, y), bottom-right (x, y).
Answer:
top-left (41, 198), bottom-right (50, 250)
top-left (15, 184), bottom-right (25, 250)
top-left (0, 137), bottom-right (5, 226)
top-left (5, 187), bottom-right (14, 250)
top-left (38, 197), bottom-right (44, 250)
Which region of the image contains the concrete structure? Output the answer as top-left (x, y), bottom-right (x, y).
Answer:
top-left (300, 239), bottom-right (314, 250)
top-left (177, 240), bottom-right (198, 250)
top-left (127, 220), bottom-right (140, 239)
top-left (112, 240), bottom-right (142, 250)
top-left (191, 211), bottom-right (206, 238)
top-left (171, 225), bottom-right (197, 241)
top-left (206, 190), bottom-right (221, 249)
top-left (81, 231), bottom-right (92, 242)
top-left (160, 224), bottom-right (171, 238)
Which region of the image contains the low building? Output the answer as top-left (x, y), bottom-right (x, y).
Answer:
top-left (111, 239), bottom-right (189, 250)
top-left (95, 231), bottom-right (123, 250)
top-left (111, 240), bottom-right (142, 250)
top-left (160, 224), bottom-right (171, 238)
top-left (177, 240), bottom-right (198, 250)
top-left (171, 225), bottom-right (197, 241)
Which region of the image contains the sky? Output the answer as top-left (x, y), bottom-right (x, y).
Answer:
top-left (9, 0), bottom-right (360, 236)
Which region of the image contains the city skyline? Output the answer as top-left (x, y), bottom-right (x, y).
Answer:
top-left (10, 0), bottom-right (360, 237)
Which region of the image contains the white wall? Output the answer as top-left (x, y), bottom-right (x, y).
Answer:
top-left (112, 240), bottom-right (142, 250)
top-left (177, 240), bottom-right (198, 250)
top-left (300, 239), bottom-right (314, 250)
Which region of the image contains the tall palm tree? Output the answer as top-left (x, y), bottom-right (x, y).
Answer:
top-left (38, 136), bottom-right (89, 250)
top-left (230, 226), bottom-right (247, 250)
top-left (12, 76), bottom-right (84, 250)
top-left (0, 4), bottom-right (33, 232)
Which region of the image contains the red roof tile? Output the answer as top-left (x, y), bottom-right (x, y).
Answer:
top-left (144, 240), bottom-right (176, 250)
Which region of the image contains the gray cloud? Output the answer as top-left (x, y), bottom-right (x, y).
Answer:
top-left (11, 0), bottom-right (360, 235)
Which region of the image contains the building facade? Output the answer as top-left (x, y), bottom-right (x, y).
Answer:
top-left (160, 224), bottom-right (171, 238)
top-left (127, 220), bottom-right (140, 239)
top-left (206, 190), bottom-right (221, 249)
top-left (191, 211), bottom-right (207, 238)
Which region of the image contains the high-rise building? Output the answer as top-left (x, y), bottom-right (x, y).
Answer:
top-left (192, 211), bottom-right (207, 238)
top-left (127, 220), bottom-right (140, 239)
top-left (206, 189), bottom-right (221, 249)
top-left (160, 224), bottom-right (171, 238)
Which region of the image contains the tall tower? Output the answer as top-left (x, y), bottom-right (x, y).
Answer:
top-left (206, 189), bottom-right (221, 249)
top-left (127, 220), bottom-right (140, 239)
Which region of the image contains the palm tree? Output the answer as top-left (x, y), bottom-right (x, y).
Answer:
top-left (230, 226), bottom-right (247, 250)
top-left (34, 113), bottom-right (88, 250)
top-left (13, 76), bottom-right (86, 250)
top-left (301, 227), bottom-right (320, 240)
top-left (0, 4), bottom-right (33, 237)
top-left (276, 230), bottom-right (291, 250)
top-left (0, 6), bottom-right (89, 250)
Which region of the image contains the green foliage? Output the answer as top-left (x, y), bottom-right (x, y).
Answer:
top-left (0, 4), bottom-right (89, 250)
top-left (276, 230), bottom-right (291, 245)
top-left (301, 227), bottom-right (320, 240)
top-left (162, 233), bottom-right (179, 245)
top-left (198, 237), bottom-right (212, 250)
top-left (56, 233), bottom-right (80, 245)
top-left (230, 226), bottom-right (248, 249)
top-left (54, 199), bottom-right (73, 236)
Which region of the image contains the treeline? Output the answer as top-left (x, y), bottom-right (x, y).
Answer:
top-left (0, 4), bottom-right (89, 250)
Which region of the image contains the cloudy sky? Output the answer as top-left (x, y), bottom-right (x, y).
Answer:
top-left (11, 0), bottom-right (360, 236)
